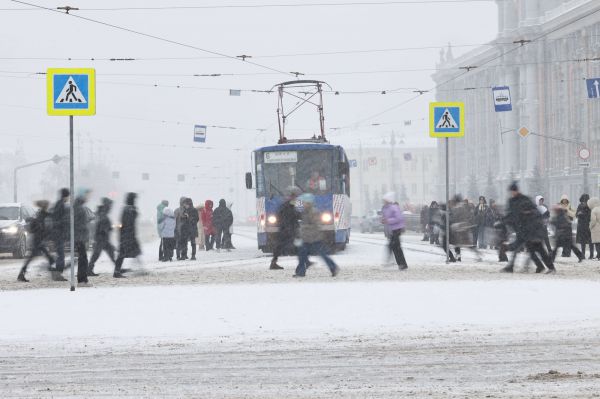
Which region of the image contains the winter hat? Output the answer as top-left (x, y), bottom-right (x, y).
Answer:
top-left (508, 181), bottom-right (519, 192)
top-left (219, 199), bottom-right (226, 207)
top-left (161, 200), bottom-right (169, 206)
top-left (101, 197), bottom-right (113, 211)
top-left (76, 188), bottom-right (91, 198)
top-left (580, 194), bottom-right (590, 204)
top-left (35, 200), bottom-right (49, 210)
top-left (126, 192), bottom-right (137, 206)
top-left (59, 188), bottom-right (70, 199)
top-left (560, 194), bottom-right (569, 204)
top-left (382, 192), bottom-right (396, 203)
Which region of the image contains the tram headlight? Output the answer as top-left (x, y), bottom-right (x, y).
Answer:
top-left (267, 214), bottom-right (278, 225)
top-left (321, 212), bottom-right (333, 224)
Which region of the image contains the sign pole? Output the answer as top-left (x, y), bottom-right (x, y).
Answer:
top-left (69, 115), bottom-right (75, 292)
top-left (445, 137), bottom-right (450, 264)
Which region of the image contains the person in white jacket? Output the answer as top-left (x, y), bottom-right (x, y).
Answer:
top-left (159, 207), bottom-right (176, 262)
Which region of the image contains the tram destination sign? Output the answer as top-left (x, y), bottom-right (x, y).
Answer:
top-left (264, 151), bottom-right (298, 163)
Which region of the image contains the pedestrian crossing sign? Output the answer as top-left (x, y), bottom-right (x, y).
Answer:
top-left (429, 102), bottom-right (464, 138)
top-left (47, 68), bottom-right (96, 116)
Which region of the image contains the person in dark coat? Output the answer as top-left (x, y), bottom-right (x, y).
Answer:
top-left (449, 195), bottom-right (481, 262)
top-left (474, 196), bottom-right (488, 249)
top-left (270, 188), bottom-right (301, 270)
top-left (73, 190), bottom-right (91, 284)
top-left (212, 199), bottom-right (233, 252)
top-left (50, 188), bottom-right (70, 281)
top-left (114, 193), bottom-right (141, 278)
top-left (428, 201), bottom-right (441, 245)
top-left (180, 198), bottom-right (199, 260)
top-left (576, 194), bottom-right (593, 259)
top-left (174, 197), bottom-right (187, 260)
top-left (502, 182), bottom-right (555, 273)
top-left (18, 200), bottom-right (55, 282)
top-left (87, 197), bottom-right (117, 276)
top-left (420, 205), bottom-right (429, 241)
top-left (551, 206), bottom-right (584, 262)
top-left (156, 200), bottom-right (168, 261)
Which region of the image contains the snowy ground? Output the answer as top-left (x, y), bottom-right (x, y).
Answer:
top-left (1, 227), bottom-right (600, 398)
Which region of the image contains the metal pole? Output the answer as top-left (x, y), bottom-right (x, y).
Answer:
top-left (69, 115), bottom-right (75, 292)
top-left (445, 137), bottom-right (450, 264)
top-left (13, 169), bottom-right (17, 203)
top-left (583, 166), bottom-right (589, 194)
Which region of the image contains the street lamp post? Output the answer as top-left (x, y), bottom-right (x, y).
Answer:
top-left (13, 155), bottom-right (66, 202)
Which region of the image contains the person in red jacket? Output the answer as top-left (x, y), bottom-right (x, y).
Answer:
top-left (201, 200), bottom-right (215, 250)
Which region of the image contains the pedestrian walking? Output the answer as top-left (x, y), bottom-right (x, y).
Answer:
top-left (382, 192), bottom-right (408, 270)
top-left (443, 195), bottom-right (481, 262)
top-left (212, 199), bottom-right (233, 252)
top-left (224, 202), bottom-right (236, 250)
top-left (550, 206), bottom-right (584, 262)
top-left (474, 196), bottom-right (488, 249)
top-left (159, 207), bottom-right (176, 261)
top-left (502, 182), bottom-right (555, 274)
top-left (428, 201), bottom-right (441, 245)
top-left (535, 195), bottom-right (553, 253)
top-left (420, 204), bottom-right (429, 241)
top-left (294, 193), bottom-right (339, 277)
top-left (576, 194), bottom-right (593, 259)
top-left (73, 189), bottom-right (91, 285)
top-left (17, 200), bottom-right (55, 282)
top-left (114, 193), bottom-right (142, 278)
top-left (156, 200), bottom-right (168, 261)
top-left (49, 188), bottom-right (69, 281)
top-left (587, 197), bottom-right (600, 260)
top-left (87, 197), bottom-right (117, 276)
top-left (270, 187), bottom-right (301, 270)
top-left (201, 200), bottom-right (215, 250)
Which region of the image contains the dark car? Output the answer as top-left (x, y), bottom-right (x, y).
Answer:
top-left (0, 203), bottom-right (35, 258)
top-left (360, 210), bottom-right (385, 233)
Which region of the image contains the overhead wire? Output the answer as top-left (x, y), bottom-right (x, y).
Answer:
top-left (339, 5), bottom-right (600, 129)
top-left (8, 0), bottom-right (295, 77)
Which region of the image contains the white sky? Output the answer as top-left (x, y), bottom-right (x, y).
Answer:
top-left (0, 0), bottom-right (498, 211)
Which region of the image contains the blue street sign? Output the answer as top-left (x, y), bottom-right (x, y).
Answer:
top-left (47, 68), bottom-right (96, 116)
top-left (586, 78), bottom-right (600, 99)
top-left (193, 125), bottom-right (207, 143)
top-left (349, 159), bottom-right (358, 168)
top-left (53, 74), bottom-right (89, 110)
top-left (492, 86), bottom-right (512, 112)
top-left (430, 102), bottom-right (464, 137)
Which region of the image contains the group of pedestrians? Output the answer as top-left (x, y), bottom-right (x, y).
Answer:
top-left (419, 181), bottom-right (598, 273)
top-left (156, 198), bottom-right (234, 262)
top-left (18, 189), bottom-right (142, 284)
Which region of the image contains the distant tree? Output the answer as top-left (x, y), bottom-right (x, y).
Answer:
top-left (467, 173), bottom-right (479, 201)
top-left (484, 170), bottom-right (498, 201)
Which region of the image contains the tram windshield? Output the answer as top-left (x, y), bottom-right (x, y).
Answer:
top-left (257, 150), bottom-right (333, 197)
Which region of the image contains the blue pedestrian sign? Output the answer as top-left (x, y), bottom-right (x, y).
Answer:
top-left (193, 125), bottom-right (207, 143)
top-left (429, 102), bottom-right (464, 138)
top-left (349, 159), bottom-right (358, 168)
top-left (492, 86), bottom-right (512, 112)
top-left (47, 68), bottom-right (95, 116)
top-left (586, 78), bottom-right (600, 99)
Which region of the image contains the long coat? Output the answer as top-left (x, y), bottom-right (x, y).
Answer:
top-left (73, 197), bottom-right (89, 243)
top-left (449, 203), bottom-right (475, 246)
top-left (576, 200), bottom-right (592, 244)
top-left (588, 198), bottom-right (600, 244)
top-left (118, 205), bottom-right (141, 258)
top-left (505, 193), bottom-right (546, 243)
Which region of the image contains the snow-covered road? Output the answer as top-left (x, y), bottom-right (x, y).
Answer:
top-left (1, 228), bottom-right (600, 397)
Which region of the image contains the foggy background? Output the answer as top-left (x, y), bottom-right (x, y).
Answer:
top-left (0, 0), bottom-right (497, 221)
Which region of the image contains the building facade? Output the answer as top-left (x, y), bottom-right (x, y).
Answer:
top-left (432, 0), bottom-right (600, 204)
top-left (346, 144), bottom-right (437, 215)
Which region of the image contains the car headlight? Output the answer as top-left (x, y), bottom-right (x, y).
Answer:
top-left (321, 212), bottom-right (333, 224)
top-left (1, 225), bottom-right (19, 235)
top-left (267, 215), bottom-right (277, 225)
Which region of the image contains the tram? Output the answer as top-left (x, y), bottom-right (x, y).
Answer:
top-left (245, 80), bottom-right (352, 252)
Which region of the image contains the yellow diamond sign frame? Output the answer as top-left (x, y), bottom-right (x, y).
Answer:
top-left (47, 68), bottom-right (96, 116)
top-left (518, 127), bottom-right (530, 138)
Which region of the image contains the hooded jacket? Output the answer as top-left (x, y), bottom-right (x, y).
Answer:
top-left (118, 193), bottom-right (141, 258)
top-left (382, 202), bottom-right (405, 232)
top-left (588, 197), bottom-right (600, 243)
top-left (535, 195), bottom-right (550, 221)
top-left (212, 199), bottom-right (233, 230)
top-left (51, 189), bottom-right (70, 241)
top-left (559, 194), bottom-right (576, 221)
top-left (201, 200), bottom-right (215, 235)
top-left (159, 207), bottom-right (176, 238)
top-left (73, 196), bottom-right (89, 243)
top-left (156, 200), bottom-right (168, 234)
